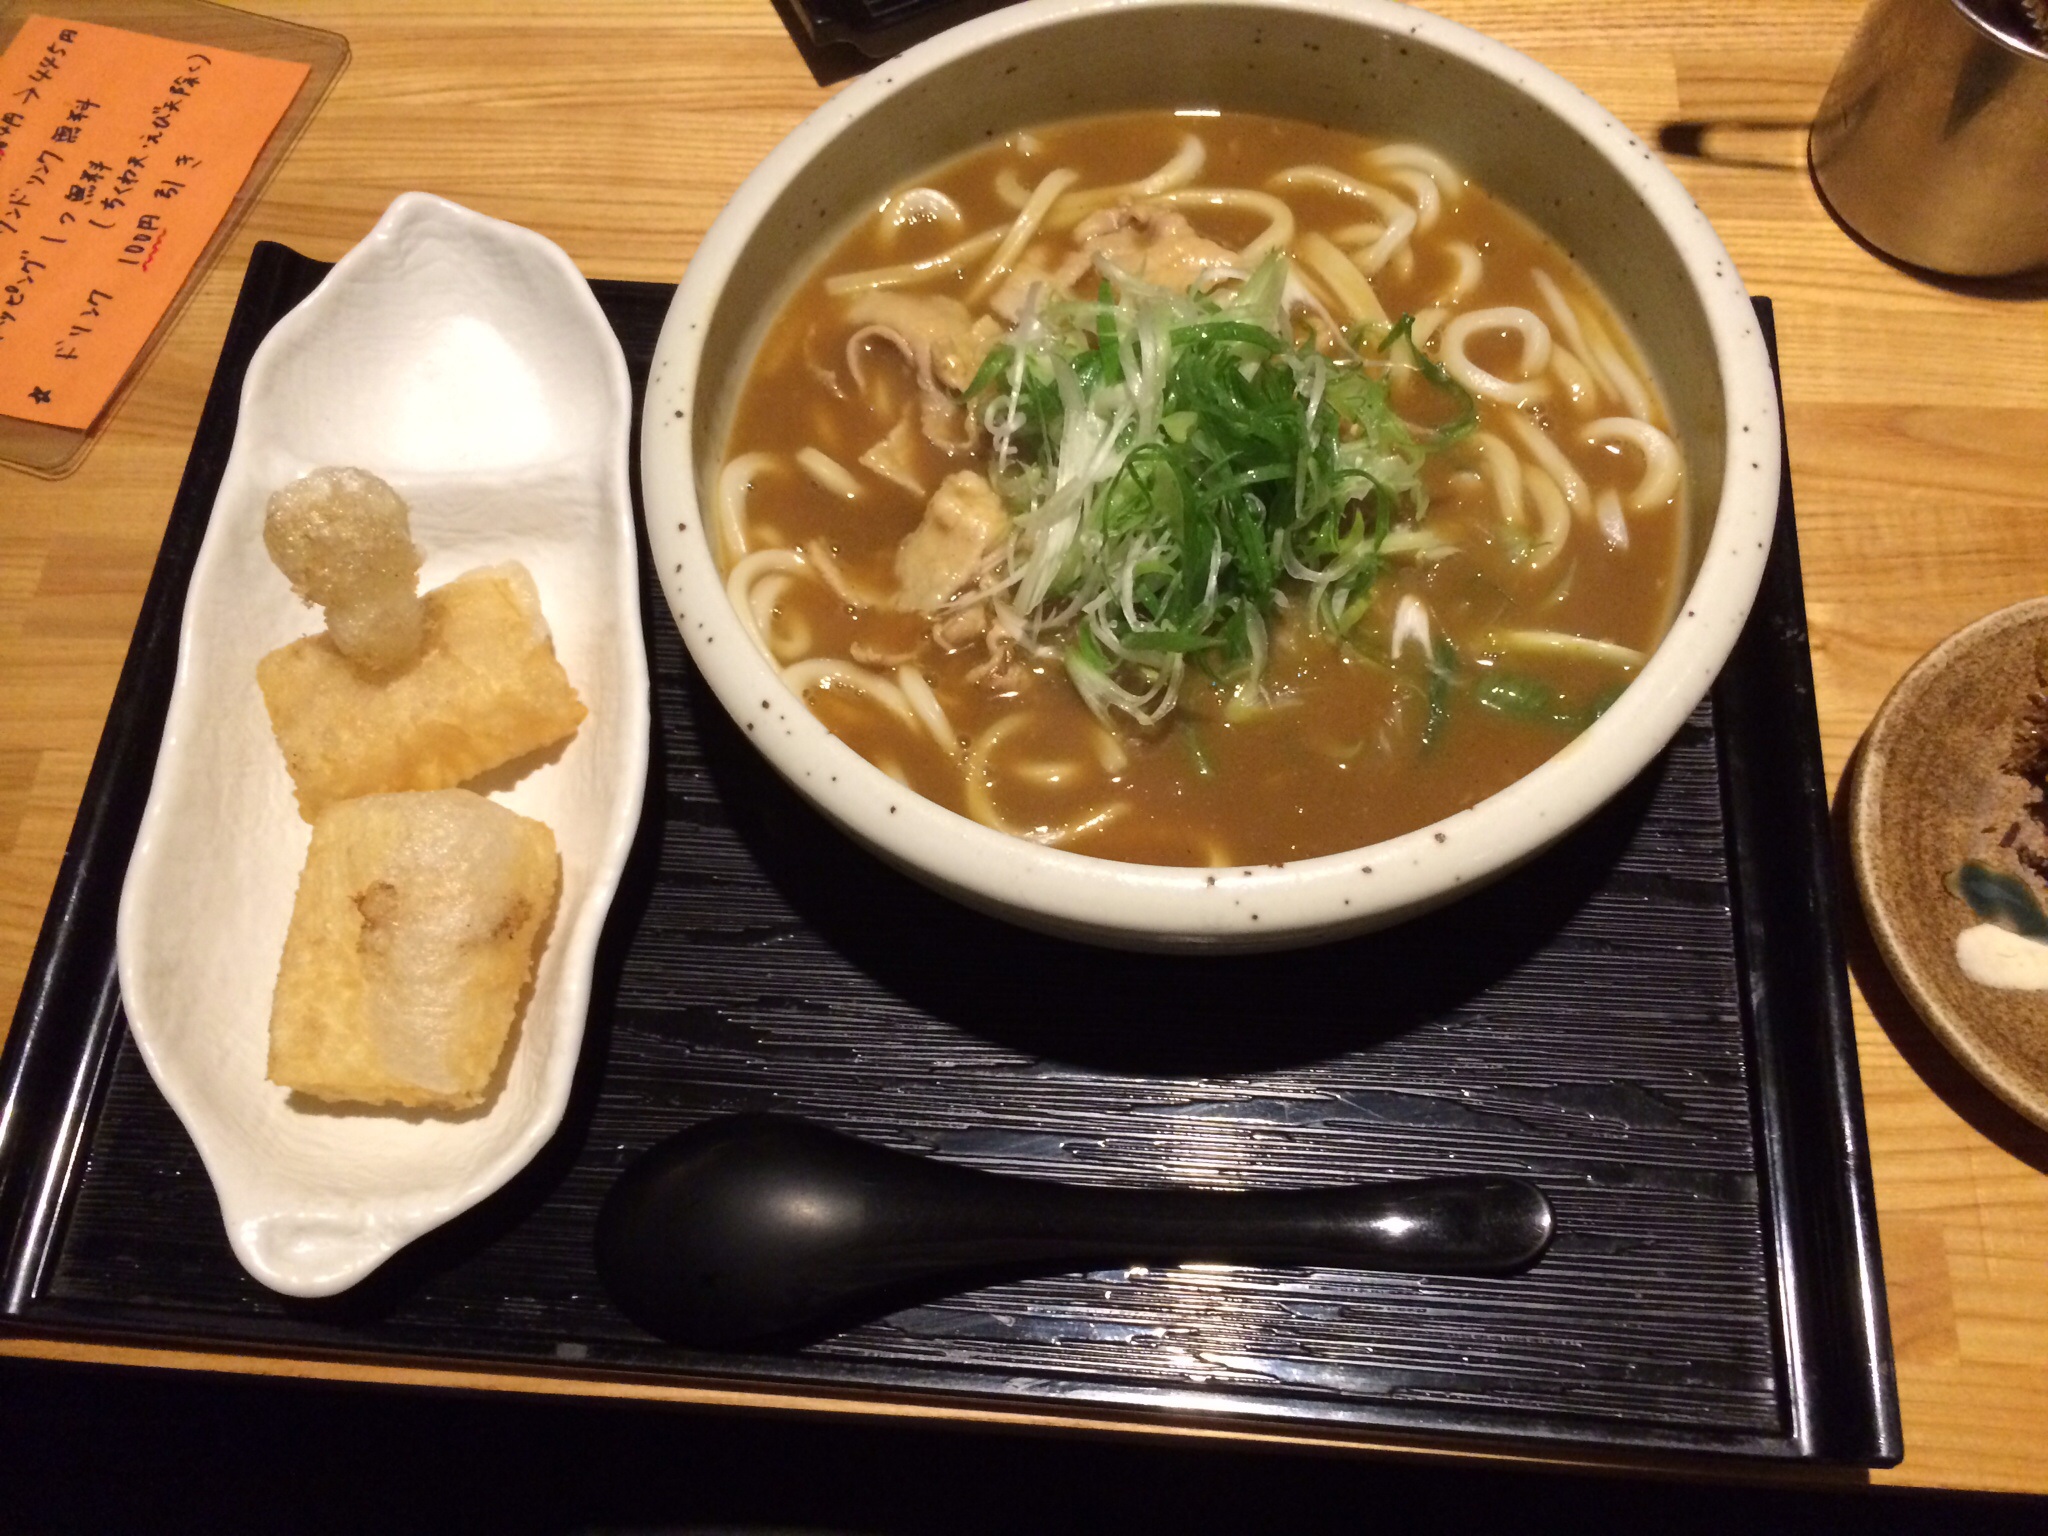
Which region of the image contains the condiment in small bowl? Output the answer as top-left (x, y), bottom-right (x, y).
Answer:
top-left (1850, 597), bottom-right (2048, 1134)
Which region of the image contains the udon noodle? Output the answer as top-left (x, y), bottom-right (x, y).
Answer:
top-left (715, 112), bottom-right (1685, 867)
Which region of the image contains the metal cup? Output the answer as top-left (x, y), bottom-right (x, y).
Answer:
top-left (1810, 0), bottom-right (2048, 276)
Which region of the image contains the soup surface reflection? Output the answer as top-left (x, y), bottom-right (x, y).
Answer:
top-left (717, 111), bottom-right (1685, 866)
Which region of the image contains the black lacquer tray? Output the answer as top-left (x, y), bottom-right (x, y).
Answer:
top-left (0, 244), bottom-right (1900, 1465)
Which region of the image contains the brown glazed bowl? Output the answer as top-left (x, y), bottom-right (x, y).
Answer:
top-left (1850, 596), bottom-right (2048, 1133)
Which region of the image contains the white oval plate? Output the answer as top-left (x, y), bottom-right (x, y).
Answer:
top-left (115, 193), bottom-right (649, 1297)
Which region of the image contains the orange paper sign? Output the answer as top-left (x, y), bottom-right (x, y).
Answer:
top-left (0, 16), bottom-right (306, 430)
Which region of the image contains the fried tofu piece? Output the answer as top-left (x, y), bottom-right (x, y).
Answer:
top-left (258, 561), bottom-right (587, 820)
top-left (268, 789), bottom-right (560, 1111)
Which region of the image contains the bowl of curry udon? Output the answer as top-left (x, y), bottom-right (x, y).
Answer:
top-left (642, 0), bottom-right (1779, 952)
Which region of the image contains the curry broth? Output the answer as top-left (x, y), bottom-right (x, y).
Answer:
top-left (721, 111), bottom-right (1684, 865)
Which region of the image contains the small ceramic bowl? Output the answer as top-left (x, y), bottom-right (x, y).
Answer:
top-left (1850, 598), bottom-right (2048, 1134)
top-left (641, 0), bottom-right (1781, 951)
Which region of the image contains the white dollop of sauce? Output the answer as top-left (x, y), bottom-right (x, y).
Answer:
top-left (1955, 923), bottom-right (2048, 990)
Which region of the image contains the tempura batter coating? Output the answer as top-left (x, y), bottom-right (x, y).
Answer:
top-left (258, 561), bottom-right (587, 820)
top-left (264, 467), bottom-right (426, 677)
top-left (268, 789), bottom-right (559, 1110)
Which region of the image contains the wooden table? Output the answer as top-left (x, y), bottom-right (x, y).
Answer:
top-left (3, 0), bottom-right (2045, 1498)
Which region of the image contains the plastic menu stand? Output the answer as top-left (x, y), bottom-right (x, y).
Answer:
top-left (0, 0), bottom-right (345, 478)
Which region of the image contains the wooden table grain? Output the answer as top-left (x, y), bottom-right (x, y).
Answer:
top-left (4, 0), bottom-right (2046, 1497)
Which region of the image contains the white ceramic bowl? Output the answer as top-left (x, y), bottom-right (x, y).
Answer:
top-left (642, 0), bottom-right (1780, 951)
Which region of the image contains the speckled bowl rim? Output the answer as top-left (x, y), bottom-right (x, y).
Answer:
top-left (641, 0), bottom-right (1782, 951)
top-left (1849, 596), bottom-right (2048, 1133)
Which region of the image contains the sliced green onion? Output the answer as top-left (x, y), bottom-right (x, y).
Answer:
top-left (968, 254), bottom-right (1455, 725)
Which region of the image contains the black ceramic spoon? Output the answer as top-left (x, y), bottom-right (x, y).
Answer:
top-left (596, 1114), bottom-right (1554, 1347)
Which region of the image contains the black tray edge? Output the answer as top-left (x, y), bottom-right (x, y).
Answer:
top-left (0, 1291), bottom-right (1865, 1469)
top-left (1714, 301), bottom-right (1901, 1465)
top-left (0, 248), bottom-right (1901, 1466)
top-left (788, 0), bottom-right (1007, 59)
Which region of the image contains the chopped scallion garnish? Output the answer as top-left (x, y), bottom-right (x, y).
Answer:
top-left (970, 254), bottom-right (1471, 726)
